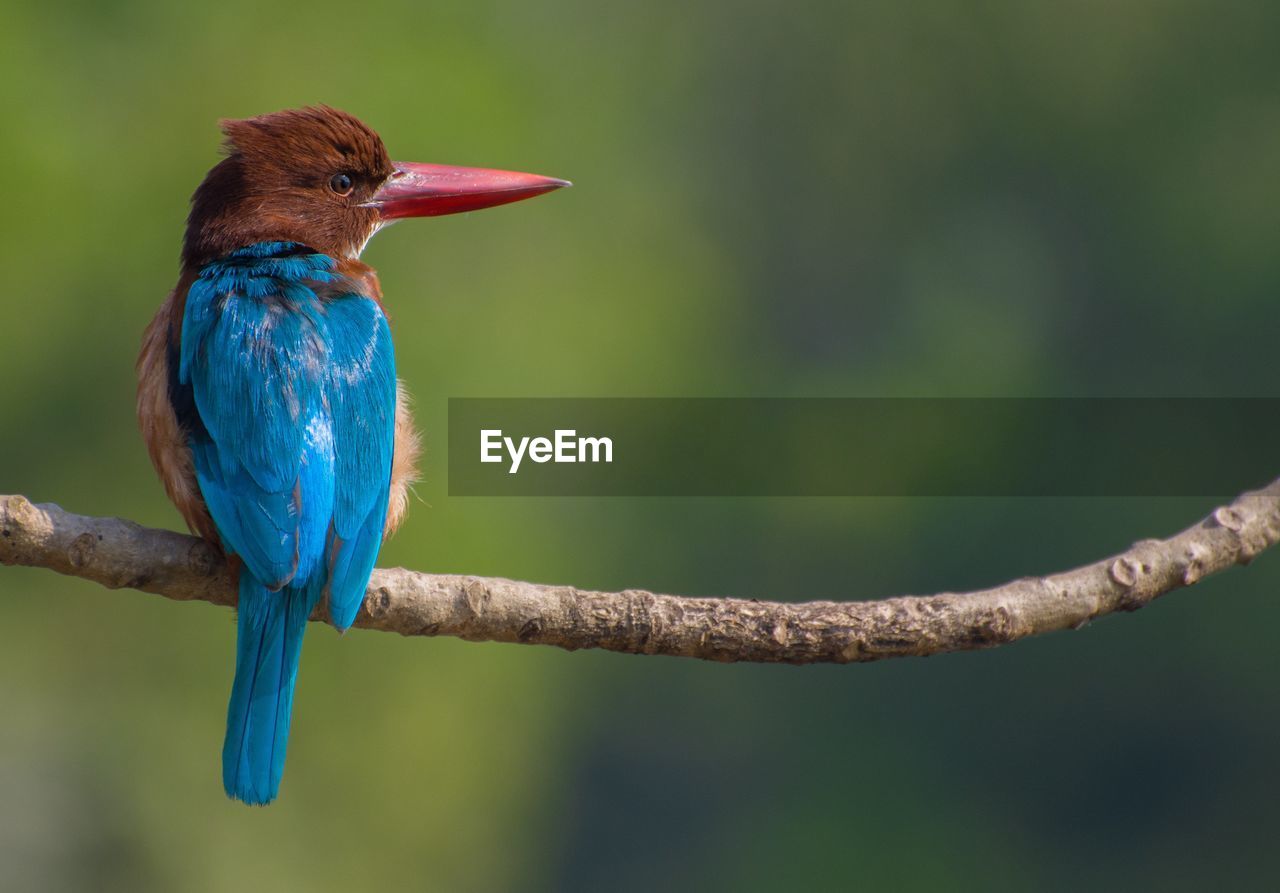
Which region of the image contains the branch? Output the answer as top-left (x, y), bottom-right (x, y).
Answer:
top-left (3, 485), bottom-right (1279, 664)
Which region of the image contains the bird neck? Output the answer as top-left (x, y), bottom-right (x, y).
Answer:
top-left (187, 241), bottom-right (383, 306)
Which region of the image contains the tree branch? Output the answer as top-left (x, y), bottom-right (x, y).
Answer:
top-left (3, 485), bottom-right (1279, 663)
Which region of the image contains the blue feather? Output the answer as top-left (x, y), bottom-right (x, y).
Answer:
top-left (222, 573), bottom-right (317, 805)
top-left (182, 242), bottom-right (396, 804)
top-left (322, 295), bottom-right (396, 629)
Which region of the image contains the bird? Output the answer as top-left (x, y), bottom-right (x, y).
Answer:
top-left (136, 106), bottom-right (567, 805)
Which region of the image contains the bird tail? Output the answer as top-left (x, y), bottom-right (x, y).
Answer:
top-left (222, 573), bottom-right (316, 805)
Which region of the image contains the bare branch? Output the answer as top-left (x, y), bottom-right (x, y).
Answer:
top-left (3, 485), bottom-right (1279, 663)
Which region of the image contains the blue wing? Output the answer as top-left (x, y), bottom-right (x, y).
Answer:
top-left (181, 275), bottom-right (332, 589)
top-left (321, 295), bottom-right (397, 630)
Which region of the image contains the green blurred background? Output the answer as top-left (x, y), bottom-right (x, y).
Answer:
top-left (2, 1), bottom-right (1279, 890)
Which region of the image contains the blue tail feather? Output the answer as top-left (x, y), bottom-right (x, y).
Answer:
top-left (222, 573), bottom-right (319, 805)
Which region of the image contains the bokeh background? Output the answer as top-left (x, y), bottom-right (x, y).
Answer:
top-left (3, 1), bottom-right (1279, 890)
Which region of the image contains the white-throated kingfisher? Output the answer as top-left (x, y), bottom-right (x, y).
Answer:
top-left (136, 106), bottom-right (567, 805)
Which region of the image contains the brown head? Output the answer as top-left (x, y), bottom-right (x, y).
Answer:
top-left (183, 105), bottom-right (569, 268)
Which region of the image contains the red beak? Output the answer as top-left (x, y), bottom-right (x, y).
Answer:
top-left (366, 162), bottom-right (570, 220)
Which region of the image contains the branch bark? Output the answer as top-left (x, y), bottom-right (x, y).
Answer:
top-left (2, 485), bottom-right (1278, 664)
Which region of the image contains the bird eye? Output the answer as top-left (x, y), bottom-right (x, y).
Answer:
top-left (329, 173), bottom-right (354, 195)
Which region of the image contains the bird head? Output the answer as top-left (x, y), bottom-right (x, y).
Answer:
top-left (182, 105), bottom-right (568, 267)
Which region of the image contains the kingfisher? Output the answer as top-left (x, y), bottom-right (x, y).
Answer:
top-left (136, 106), bottom-right (567, 805)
